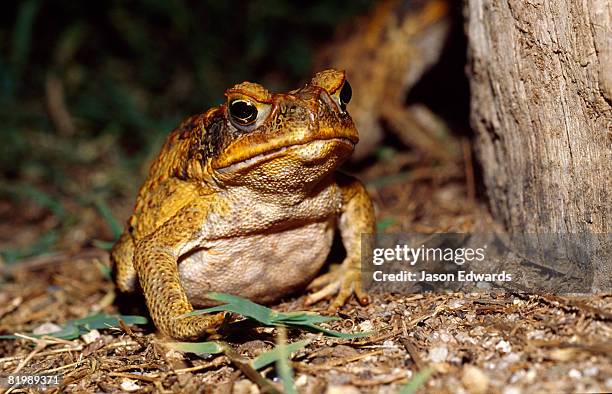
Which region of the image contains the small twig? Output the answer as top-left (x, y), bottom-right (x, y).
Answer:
top-left (11, 344), bottom-right (44, 374)
top-left (38, 360), bottom-right (82, 375)
top-left (538, 294), bottom-right (612, 322)
top-left (296, 349), bottom-right (384, 371)
top-left (45, 73), bottom-right (76, 137)
top-left (0, 345), bottom-right (83, 364)
top-left (11, 336), bottom-right (50, 374)
top-left (221, 342), bottom-right (281, 394)
top-left (6, 249), bottom-right (108, 274)
top-left (351, 371), bottom-right (409, 386)
top-left (400, 337), bottom-right (425, 371)
top-left (0, 297), bottom-right (23, 319)
top-left (114, 363), bottom-right (164, 373)
top-left (400, 317), bottom-right (426, 371)
top-left (173, 356), bottom-right (229, 374)
top-left (530, 340), bottom-right (612, 358)
top-left (58, 363), bottom-right (93, 391)
top-left (106, 339), bottom-right (140, 349)
top-left (352, 328), bottom-right (402, 346)
top-left (118, 319), bottom-right (147, 349)
top-left (406, 303), bottom-right (445, 328)
top-left (108, 371), bottom-right (159, 383)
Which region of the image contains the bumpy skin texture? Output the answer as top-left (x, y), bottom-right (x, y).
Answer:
top-left (111, 70), bottom-right (375, 340)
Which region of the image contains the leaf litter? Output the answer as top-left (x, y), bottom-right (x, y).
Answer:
top-left (1, 158), bottom-right (610, 393)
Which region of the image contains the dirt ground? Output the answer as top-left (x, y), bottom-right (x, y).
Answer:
top-left (1, 157), bottom-right (611, 394)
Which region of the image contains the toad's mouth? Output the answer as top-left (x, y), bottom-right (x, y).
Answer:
top-left (215, 137), bottom-right (355, 174)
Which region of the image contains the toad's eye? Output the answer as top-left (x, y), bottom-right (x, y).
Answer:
top-left (229, 99), bottom-right (258, 126)
top-left (339, 81), bottom-right (352, 112)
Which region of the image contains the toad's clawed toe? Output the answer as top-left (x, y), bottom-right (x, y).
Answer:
top-left (305, 264), bottom-right (369, 311)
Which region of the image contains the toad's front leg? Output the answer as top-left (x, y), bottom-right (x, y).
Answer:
top-left (134, 200), bottom-right (225, 340)
top-left (306, 174), bottom-right (376, 311)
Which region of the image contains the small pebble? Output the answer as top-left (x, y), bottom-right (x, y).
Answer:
top-left (383, 340), bottom-right (396, 348)
top-left (526, 330), bottom-right (546, 340)
top-left (503, 352), bottom-right (521, 363)
top-left (449, 299), bottom-right (465, 308)
top-left (428, 346), bottom-right (448, 363)
top-left (524, 369), bottom-right (537, 383)
top-left (33, 322), bottom-right (62, 335)
top-left (461, 365), bottom-right (489, 394)
top-left (81, 329), bottom-right (101, 344)
top-left (583, 366), bottom-right (598, 377)
top-left (455, 332), bottom-right (477, 345)
top-left (509, 370), bottom-right (525, 384)
top-left (358, 320), bottom-right (374, 332)
top-left (502, 386), bottom-right (521, 394)
top-left (495, 339), bottom-right (511, 353)
top-left (470, 326), bottom-right (484, 336)
top-left (120, 379), bottom-right (141, 392)
top-left (505, 313), bottom-right (519, 322)
top-left (439, 332), bottom-right (453, 343)
top-left (233, 379), bottom-right (258, 394)
top-left (568, 369), bottom-right (582, 379)
top-left (295, 375), bottom-right (308, 386)
top-left (164, 349), bottom-right (185, 361)
top-left (325, 384), bottom-right (360, 394)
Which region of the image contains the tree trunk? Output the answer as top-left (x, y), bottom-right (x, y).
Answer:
top-left (465, 0), bottom-right (611, 291)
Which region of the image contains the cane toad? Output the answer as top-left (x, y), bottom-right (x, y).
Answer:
top-left (111, 70), bottom-right (375, 340)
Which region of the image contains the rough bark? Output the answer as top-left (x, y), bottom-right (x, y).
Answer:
top-left (465, 0), bottom-right (611, 291)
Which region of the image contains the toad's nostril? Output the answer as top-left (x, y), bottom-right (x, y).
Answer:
top-left (278, 101), bottom-right (299, 115)
top-left (287, 104), bottom-right (298, 115)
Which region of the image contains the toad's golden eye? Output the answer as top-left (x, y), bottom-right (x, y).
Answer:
top-left (339, 81), bottom-right (352, 112)
top-left (229, 99), bottom-right (258, 127)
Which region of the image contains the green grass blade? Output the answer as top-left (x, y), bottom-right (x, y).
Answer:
top-left (18, 184), bottom-right (66, 219)
top-left (0, 313), bottom-right (148, 341)
top-left (0, 324), bottom-right (81, 341)
top-left (93, 198), bottom-right (123, 240)
top-left (165, 341), bottom-right (224, 355)
top-left (397, 367), bottom-right (434, 394)
top-left (92, 239), bottom-right (115, 251)
top-left (272, 311), bottom-right (308, 320)
top-left (292, 323), bottom-right (372, 339)
top-left (184, 293), bottom-right (372, 339)
top-left (94, 258), bottom-right (113, 280)
top-left (276, 328), bottom-right (297, 394)
top-left (11, 0), bottom-right (39, 89)
top-left (202, 292), bottom-right (275, 324)
top-left (251, 340), bottom-right (309, 370)
top-left (180, 304), bottom-right (233, 317)
top-left (72, 313), bottom-right (148, 330)
top-left (273, 313), bottom-right (339, 325)
top-left (377, 217), bottom-right (397, 232)
top-left (1, 231), bottom-right (59, 263)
